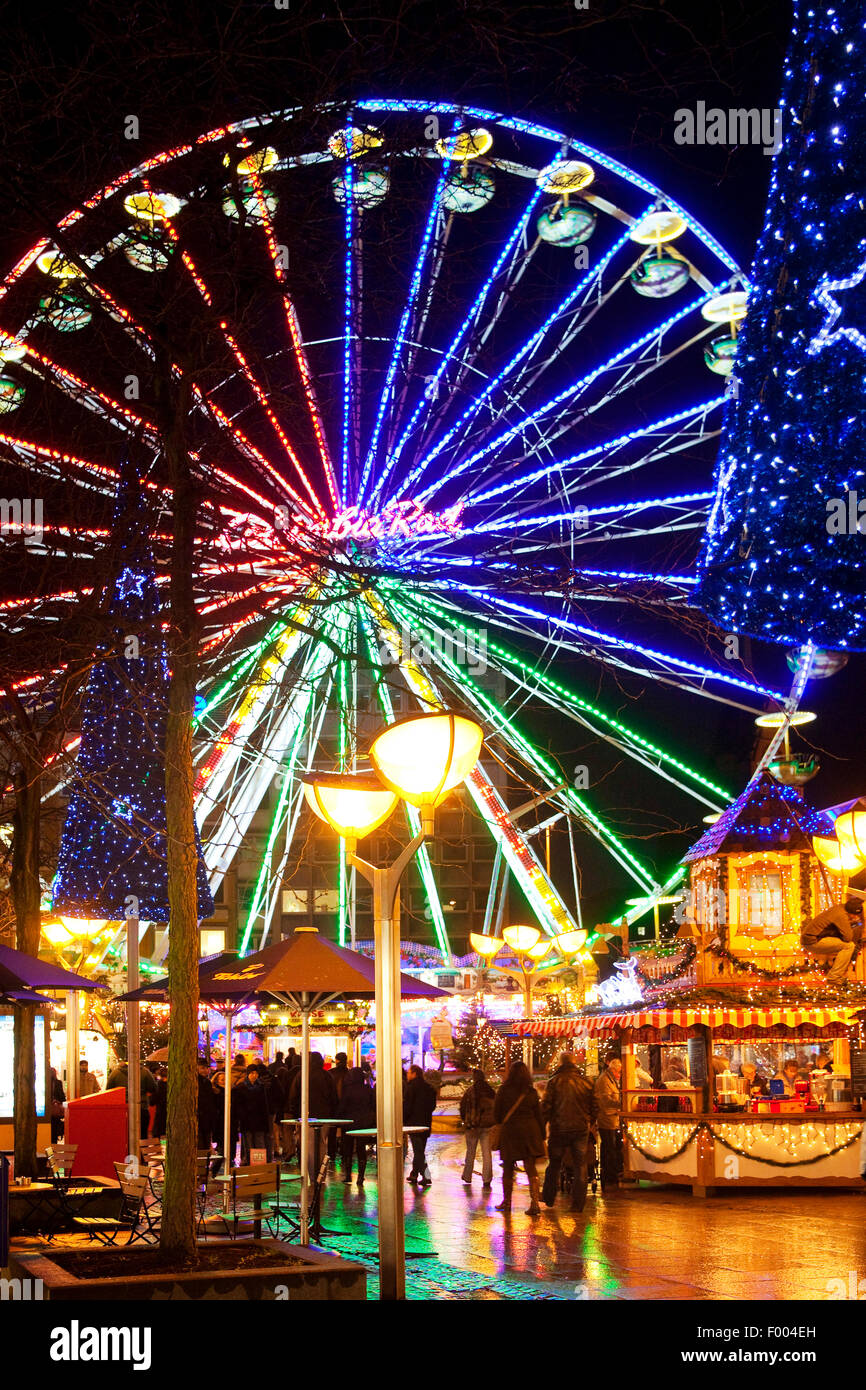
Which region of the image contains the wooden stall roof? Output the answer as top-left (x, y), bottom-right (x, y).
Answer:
top-left (682, 771), bottom-right (835, 864)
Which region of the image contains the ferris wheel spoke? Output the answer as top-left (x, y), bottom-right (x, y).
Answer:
top-left (415, 290), bottom-right (721, 507)
top-left (382, 182), bottom-right (545, 485)
top-left (361, 147), bottom-right (453, 508)
top-left (396, 221), bottom-right (644, 500)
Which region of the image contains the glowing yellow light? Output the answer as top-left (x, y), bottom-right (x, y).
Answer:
top-left (536, 160), bottom-right (594, 194)
top-left (123, 191), bottom-right (184, 223)
top-left (629, 209), bottom-right (687, 245)
top-left (302, 774), bottom-right (398, 841)
top-left (0, 332), bottom-right (26, 362)
top-left (469, 933), bottom-right (506, 959)
top-left (503, 924), bottom-right (542, 953)
top-left (754, 710), bottom-right (816, 728)
top-left (41, 920), bottom-right (72, 945)
top-left (236, 147), bottom-right (279, 176)
top-left (812, 835), bottom-right (865, 875)
top-left (328, 126), bottom-right (384, 160)
top-left (833, 806), bottom-right (866, 859)
top-left (526, 939), bottom-right (553, 960)
top-left (701, 290), bottom-right (749, 324)
top-left (59, 916), bottom-right (110, 938)
top-left (436, 128), bottom-right (493, 161)
top-left (368, 712), bottom-right (482, 809)
top-left (36, 249), bottom-right (84, 278)
top-left (553, 929), bottom-right (588, 954)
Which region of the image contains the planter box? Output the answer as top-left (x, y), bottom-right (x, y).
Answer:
top-left (5, 1240), bottom-right (366, 1301)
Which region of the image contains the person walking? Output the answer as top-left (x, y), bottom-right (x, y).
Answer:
top-left (404, 1065), bottom-right (437, 1186)
top-left (78, 1059), bottom-right (100, 1096)
top-left (107, 1059), bottom-right (158, 1139)
top-left (493, 1060), bottom-right (545, 1216)
top-left (197, 1057), bottom-right (218, 1151)
top-left (237, 1063), bottom-right (273, 1163)
top-left (338, 1066), bottom-right (376, 1185)
top-left (540, 1053), bottom-right (598, 1212)
top-left (459, 1069), bottom-right (496, 1189)
top-left (49, 1068), bottom-right (65, 1143)
top-left (593, 1055), bottom-right (623, 1190)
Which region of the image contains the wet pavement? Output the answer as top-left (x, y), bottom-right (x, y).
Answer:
top-left (14, 1133), bottom-right (866, 1299)
top-left (313, 1133), bottom-right (866, 1300)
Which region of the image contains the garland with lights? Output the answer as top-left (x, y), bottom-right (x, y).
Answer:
top-left (697, 0), bottom-right (866, 649)
top-left (627, 1119), bottom-right (862, 1167)
top-left (634, 941), bottom-right (696, 989)
top-left (704, 940), bottom-right (805, 981)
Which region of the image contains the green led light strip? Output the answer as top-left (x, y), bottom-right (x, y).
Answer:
top-left (237, 605), bottom-right (347, 954)
top-left (358, 601), bottom-right (452, 961)
top-left (389, 585), bottom-right (731, 804)
top-left (387, 594), bottom-right (657, 891)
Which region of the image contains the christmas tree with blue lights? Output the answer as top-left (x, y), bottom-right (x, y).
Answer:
top-left (697, 0), bottom-right (866, 651)
top-left (53, 490), bottom-right (214, 923)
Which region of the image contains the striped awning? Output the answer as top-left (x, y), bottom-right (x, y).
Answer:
top-left (517, 1007), bottom-right (859, 1037)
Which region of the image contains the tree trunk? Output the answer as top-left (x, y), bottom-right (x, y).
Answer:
top-left (158, 364), bottom-right (201, 1262)
top-left (11, 747), bottom-right (43, 1178)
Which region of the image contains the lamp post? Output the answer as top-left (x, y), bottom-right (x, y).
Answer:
top-left (470, 926), bottom-right (589, 1070)
top-left (304, 710), bottom-right (482, 1301)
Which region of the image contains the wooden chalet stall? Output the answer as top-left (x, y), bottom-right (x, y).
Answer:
top-left (518, 774), bottom-right (866, 1195)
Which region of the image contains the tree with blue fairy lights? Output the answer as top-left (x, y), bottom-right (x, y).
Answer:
top-left (52, 501), bottom-right (214, 924)
top-left (697, 0), bottom-right (866, 652)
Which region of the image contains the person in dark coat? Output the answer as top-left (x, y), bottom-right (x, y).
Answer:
top-left (328, 1052), bottom-right (351, 1159)
top-left (541, 1053), bottom-right (598, 1212)
top-left (288, 1053), bottom-right (338, 1176)
top-left (49, 1068), bottom-right (65, 1143)
top-left (459, 1069), bottom-right (496, 1188)
top-left (237, 1064), bottom-right (273, 1163)
top-left (338, 1066), bottom-right (376, 1185)
top-left (403, 1065), bottom-right (437, 1185)
top-left (197, 1057), bottom-right (217, 1150)
top-left (493, 1060), bottom-right (544, 1215)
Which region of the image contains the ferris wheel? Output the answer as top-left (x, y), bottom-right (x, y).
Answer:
top-left (0, 99), bottom-right (792, 960)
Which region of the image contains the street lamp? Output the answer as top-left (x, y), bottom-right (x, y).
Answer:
top-left (303, 709), bottom-right (482, 1302)
top-left (469, 925), bottom-right (589, 1068)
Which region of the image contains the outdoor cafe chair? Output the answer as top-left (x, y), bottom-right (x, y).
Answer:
top-left (201, 1163), bottom-right (282, 1241)
top-left (74, 1174), bottom-right (151, 1247)
top-left (114, 1160), bottom-right (162, 1239)
top-left (45, 1143), bottom-right (78, 1186)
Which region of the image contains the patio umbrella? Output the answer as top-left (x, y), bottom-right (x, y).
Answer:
top-left (117, 928), bottom-right (447, 1240)
top-left (0, 943), bottom-right (109, 994)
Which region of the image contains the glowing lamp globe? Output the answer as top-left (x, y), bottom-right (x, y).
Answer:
top-left (502, 924), bottom-right (541, 954)
top-left (553, 929), bottom-right (588, 954)
top-left (526, 939), bottom-right (553, 961)
top-left (302, 775), bottom-right (398, 843)
top-left (834, 803), bottom-right (866, 859)
top-left (469, 933), bottom-right (505, 959)
top-left (368, 712), bottom-right (482, 829)
top-left (812, 835), bottom-right (865, 875)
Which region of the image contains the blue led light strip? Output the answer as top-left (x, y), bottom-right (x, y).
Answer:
top-left (356, 99), bottom-right (745, 279)
top-left (462, 489), bottom-right (715, 534)
top-left (383, 182), bottom-right (548, 482)
top-left (442, 581), bottom-right (788, 701)
top-left (393, 217), bottom-right (644, 501)
top-left (361, 139), bottom-right (454, 507)
top-left (342, 155), bottom-right (355, 504)
top-left (415, 292), bottom-right (726, 505)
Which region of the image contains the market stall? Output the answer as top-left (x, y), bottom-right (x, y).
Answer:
top-left (517, 773), bottom-right (866, 1195)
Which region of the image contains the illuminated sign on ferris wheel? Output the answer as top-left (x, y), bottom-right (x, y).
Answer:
top-left (293, 499), bottom-right (465, 543)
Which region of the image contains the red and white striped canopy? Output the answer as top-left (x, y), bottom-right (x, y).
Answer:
top-left (517, 1007), bottom-right (858, 1038)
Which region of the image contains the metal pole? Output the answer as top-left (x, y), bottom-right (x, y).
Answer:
top-left (299, 993), bottom-right (311, 1243)
top-left (65, 991), bottom-right (79, 1102)
top-left (374, 866), bottom-right (406, 1302)
top-left (523, 974), bottom-right (534, 1072)
top-left (222, 1006), bottom-right (234, 1210)
top-left (126, 916), bottom-right (140, 1161)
